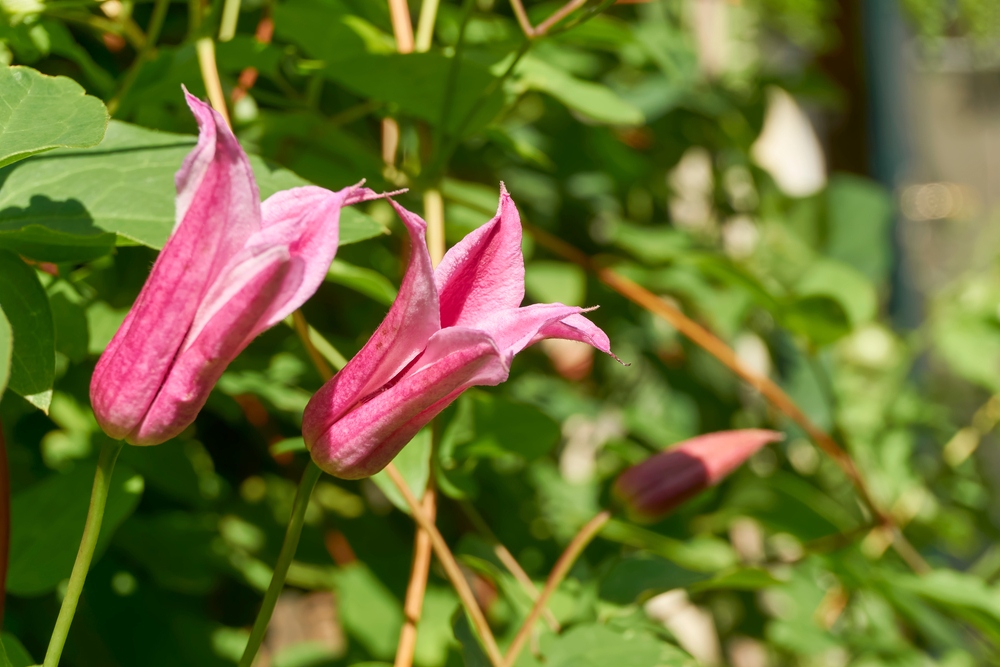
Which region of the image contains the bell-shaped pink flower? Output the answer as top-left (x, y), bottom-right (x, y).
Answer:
top-left (303, 186), bottom-right (617, 479)
top-left (91, 90), bottom-right (379, 445)
top-left (614, 429), bottom-right (784, 519)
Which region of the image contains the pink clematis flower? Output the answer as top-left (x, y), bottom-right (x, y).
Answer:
top-left (614, 429), bottom-right (784, 519)
top-left (91, 89), bottom-right (379, 445)
top-left (303, 186), bottom-right (618, 479)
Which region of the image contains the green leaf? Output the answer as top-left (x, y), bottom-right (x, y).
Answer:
top-left (0, 305), bottom-right (10, 400)
top-left (0, 65), bottom-right (108, 168)
top-left (825, 174), bottom-right (893, 284)
top-left (540, 624), bottom-right (694, 667)
top-left (525, 261), bottom-right (587, 307)
top-left (452, 609), bottom-right (491, 667)
top-left (324, 52), bottom-right (505, 137)
top-left (516, 56), bottom-right (644, 126)
top-left (334, 562), bottom-right (403, 659)
top-left (326, 259), bottom-right (397, 306)
top-left (599, 554), bottom-right (711, 604)
top-left (0, 633), bottom-right (33, 667)
top-left (783, 295), bottom-right (851, 346)
top-left (372, 427), bottom-right (431, 514)
top-left (0, 120), bottom-right (386, 251)
top-left (273, 0), bottom-right (392, 63)
top-left (0, 250), bottom-right (54, 409)
top-left (458, 393), bottom-right (561, 463)
top-left (795, 259), bottom-right (877, 328)
top-left (7, 462), bottom-right (144, 596)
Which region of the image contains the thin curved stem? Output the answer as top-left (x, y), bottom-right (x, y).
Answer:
top-left (238, 461), bottom-right (322, 667)
top-left (502, 511), bottom-right (612, 667)
top-left (108, 0), bottom-right (171, 114)
top-left (385, 464), bottom-right (504, 667)
top-left (43, 440), bottom-right (124, 667)
top-left (393, 486), bottom-right (436, 667)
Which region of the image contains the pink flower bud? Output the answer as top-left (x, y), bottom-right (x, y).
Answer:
top-left (614, 429), bottom-right (784, 519)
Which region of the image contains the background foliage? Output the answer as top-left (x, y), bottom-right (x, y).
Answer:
top-left (1, 0), bottom-right (1000, 665)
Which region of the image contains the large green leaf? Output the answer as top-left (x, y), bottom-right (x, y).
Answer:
top-left (0, 121), bottom-right (387, 253)
top-left (0, 65), bottom-right (108, 168)
top-left (7, 462), bottom-right (144, 596)
top-left (0, 251), bottom-right (54, 410)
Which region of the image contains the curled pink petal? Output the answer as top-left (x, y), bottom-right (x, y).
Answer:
top-left (614, 429), bottom-right (784, 519)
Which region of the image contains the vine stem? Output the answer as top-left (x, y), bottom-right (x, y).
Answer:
top-left (43, 439), bottom-right (124, 667)
top-left (502, 511), bottom-right (612, 667)
top-left (107, 0), bottom-right (170, 114)
top-left (385, 464), bottom-right (504, 667)
top-left (522, 223), bottom-right (930, 574)
top-left (237, 461), bottom-right (322, 667)
top-left (393, 487), bottom-right (436, 667)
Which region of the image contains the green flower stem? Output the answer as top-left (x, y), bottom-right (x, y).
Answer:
top-left (43, 439), bottom-right (124, 667)
top-left (238, 461), bottom-right (322, 667)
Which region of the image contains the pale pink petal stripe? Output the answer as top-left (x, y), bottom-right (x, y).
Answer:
top-left (130, 247), bottom-right (295, 444)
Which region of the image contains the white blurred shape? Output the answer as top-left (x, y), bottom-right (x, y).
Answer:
top-left (645, 590), bottom-right (722, 666)
top-left (751, 88), bottom-right (827, 197)
top-left (669, 147), bottom-right (716, 234)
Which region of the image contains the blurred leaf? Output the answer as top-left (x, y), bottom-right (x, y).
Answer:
top-left (539, 623), bottom-right (694, 667)
top-left (891, 570), bottom-right (1000, 642)
top-left (795, 259), bottom-right (877, 327)
top-left (825, 174), bottom-right (893, 284)
top-left (0, 121), bottom-right (384, 251)
top-left (334, 562), bottom-right (403, 659)
top-left (0, 633), bottom-right (32, 667)
top-left (0, 250), bottom-right (54, 409)
top-left (324, 52), bottom-right (504, 137)
top-left (722, 471), bottom-right (860, 541)
top-left (116, 512), bottom-right (220, 594)
top-left (525, 261), bottom-right (586, 307)
top-left (599, 554), bottom-right (710, 604)
top-left (517, 56), bottom-right (644, 126)
top-left (48, 286), bottom-right (88, 362)
top-left (372, 427), bottom-right (432, 514)
top-left (7, 462), bottom-right (144, 596)
top-left (273, 0), bottom-right (392, 62)
top-left (326, 259), bottom-right (397, 306)
top-left (0, 65), bottom-right (108, 168)
top-left (783, 295), bottom-right (851, 346)
top-left (452, 609), bottom-right (491, 667)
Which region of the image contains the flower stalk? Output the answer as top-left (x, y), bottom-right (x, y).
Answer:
top-left (237, 461), bottom-right (322, 667)
top-left (43, 439), bottom-right (124, 667)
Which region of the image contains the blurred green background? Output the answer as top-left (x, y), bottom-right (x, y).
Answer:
top-left (2, 0), bottom-right (1000, 665)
